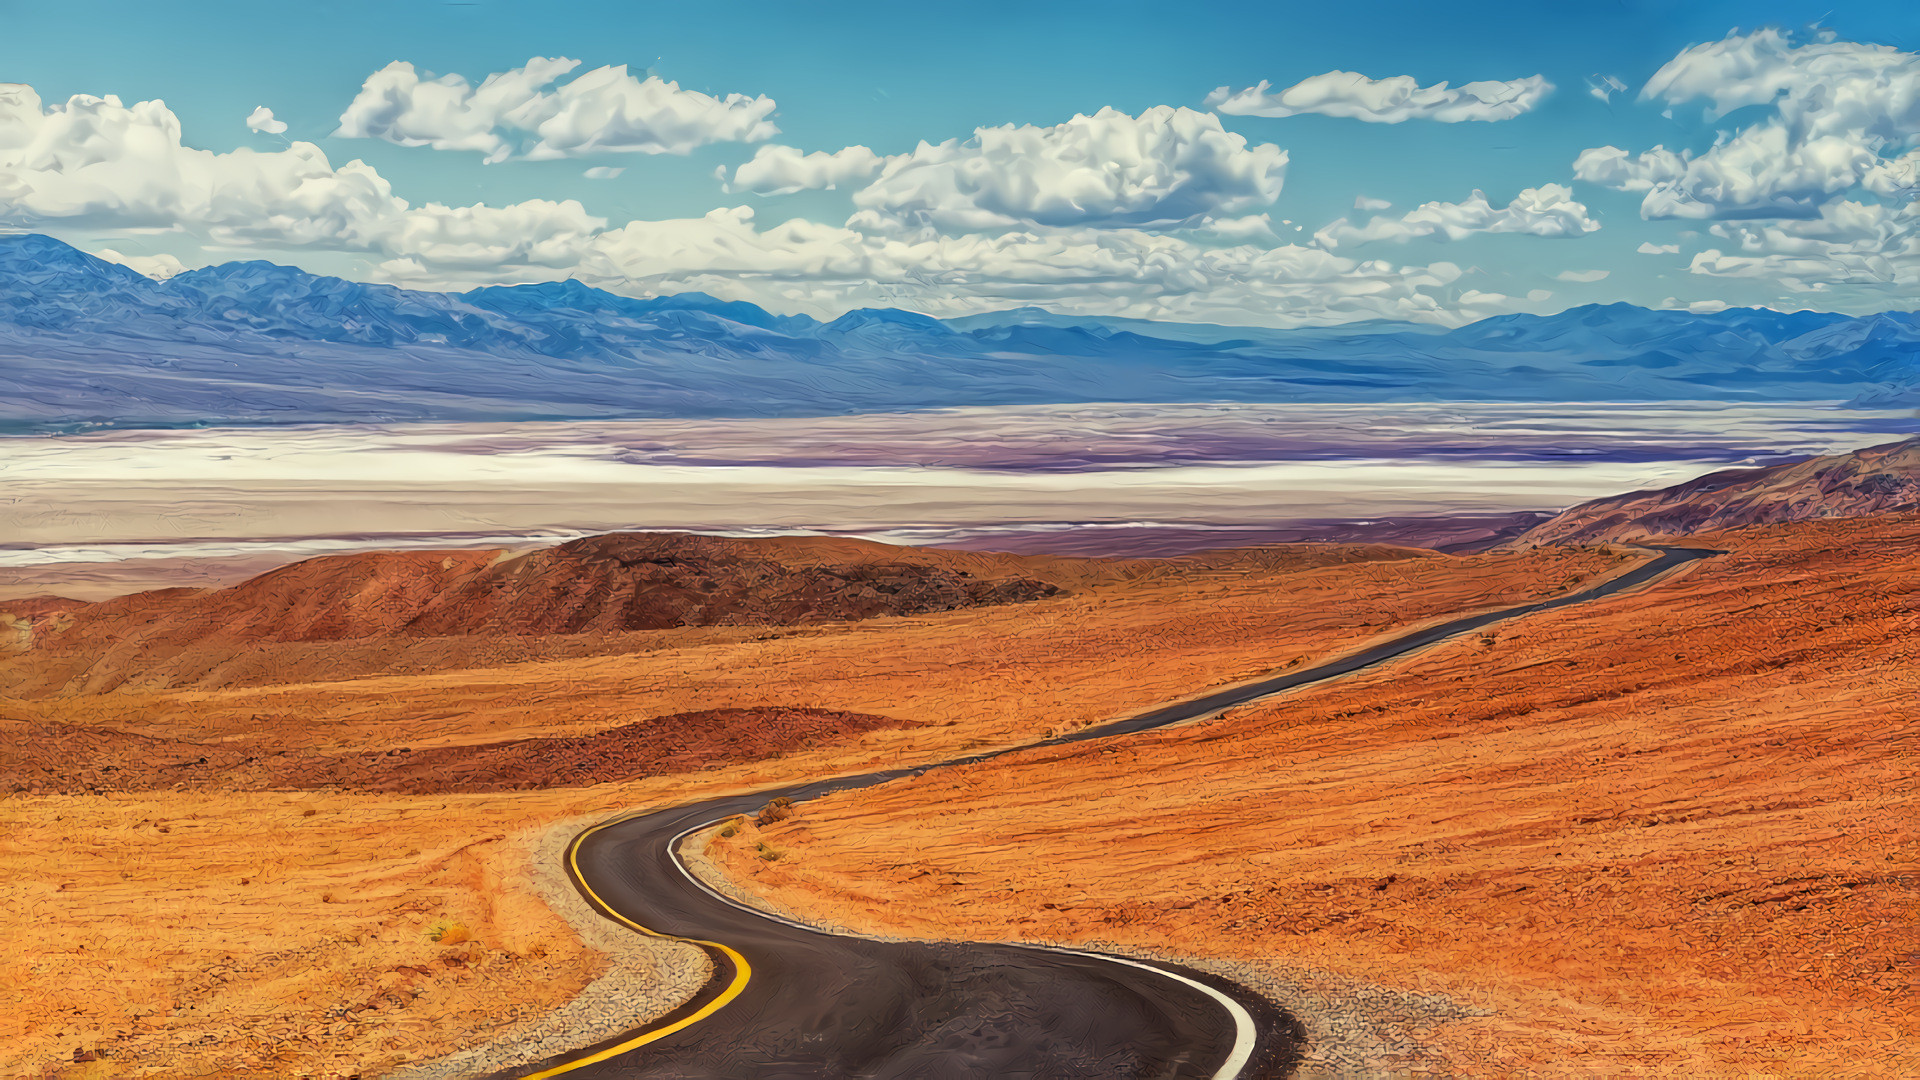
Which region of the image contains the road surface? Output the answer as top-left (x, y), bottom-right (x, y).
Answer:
top-left (491, 545), bottom-right (1718, 1079)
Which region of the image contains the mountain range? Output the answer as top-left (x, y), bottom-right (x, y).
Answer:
top-left (1, 232), bottom-right (1916, 430)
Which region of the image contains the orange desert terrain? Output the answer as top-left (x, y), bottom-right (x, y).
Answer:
top-left (1, 533), bottom-right (1621, 1078)
top-left (711, 512), bottom-right (1920, 1075)
top-left (6, 434), bottom-right (1915, 1078)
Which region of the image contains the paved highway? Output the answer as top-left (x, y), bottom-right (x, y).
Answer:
top-left (491, 546), bottom-right (1719, 1079)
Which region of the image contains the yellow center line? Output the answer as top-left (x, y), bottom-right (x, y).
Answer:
top-left (520, 814), bottom-right (753, 1079)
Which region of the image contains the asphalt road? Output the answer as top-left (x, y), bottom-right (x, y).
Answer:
top-left (492, 545), bottom-right (1719, 1080)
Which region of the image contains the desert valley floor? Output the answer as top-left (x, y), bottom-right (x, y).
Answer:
top-left (1, 502), bottom-right (1914, 1077)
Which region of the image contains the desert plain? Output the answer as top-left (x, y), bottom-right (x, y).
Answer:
top-left (0, 511), bottom-right (1912, 1077)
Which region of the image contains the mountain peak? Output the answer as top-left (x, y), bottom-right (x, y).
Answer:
top-left (823, 307), bottom-right (953, 335)
top-left (167, 259), bottom-right (334, 293)
top-left (0, 232), bottom-right (150, 283)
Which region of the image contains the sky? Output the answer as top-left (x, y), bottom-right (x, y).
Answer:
top-left (2, 0), bottom-right (1918, 327)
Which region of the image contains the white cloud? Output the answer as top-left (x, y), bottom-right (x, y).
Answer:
top-left (848, 106), bottom-right (1286, 231)
top-left (1206, 71), bottom-right (1551, 123)
top-left (0, 81), bottom-right (604, 279)
top-left (1555, 269), bottom-right (1610, 282)
top-left (1687, 200), bottom-right (1920, 290)
top-left (1, 78), bottom-right (1531, 330)
top-left (1575, 30), bottom-right (1920, 220)
top-left (1353, 195), bottom-right (1392, 212)
top-left (93, 247), bottom-right (190, 279)
top-left (1183, 213), bottom-right (1278, 241)
top-left (1637, 241), bottom-right (1680, 255)
top-left (379, 199), bottom-right (605, 271)
top-left (729, 144), bottom-right (882, 196)
top-left (1315, 185), bottom-right (1600, 248)
top-left (363, 204), bottom-right (1485, 328)
top-left (245, 106), bottom-right (287, 135)
top-left (1572, 124), bottom-right (1876, 219)
top-left (1587, 74), bottom-right (1629, 104)
top-left (0, 83), bottom-right (405, 245)
top-left (334, 57), bottom-right (778, 163)
top-left (1456, 288), bottom-right (1551, 313)
top-left (583, 166), bottom-right (625, 179)
top-left (1573, 30), bottom-right (1920, 293)
top-left (1660, 297), bottom-right (1732, 313)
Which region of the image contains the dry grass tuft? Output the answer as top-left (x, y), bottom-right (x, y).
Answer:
top-left (427, 919), bottom-right (470, 945)
top-left (755, 797), bottom-right (794, 827)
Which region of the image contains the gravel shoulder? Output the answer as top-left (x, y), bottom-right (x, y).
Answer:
top-left (385, 815), bottom-right (711, 1080)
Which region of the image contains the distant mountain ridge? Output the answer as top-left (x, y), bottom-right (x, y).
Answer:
top-left (1, 232), bottom-right (1916, 429)
top-left (1519, 436), bottom-right (1920, 546)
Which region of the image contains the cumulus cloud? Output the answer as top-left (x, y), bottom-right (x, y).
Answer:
top-left (1183, 213), bottom-right (1278, 241)
top-left (1637, 241), bottom-right (1681, 254)
top-left (1, 78), bottom-right (1527, 329)
top-left (379, 198), bottom-right (605, 271)
top-left (848, 106), bottom-right (1286, 231)
top-left (729, 144), bottom-right (882, 196)
top-left (1315, 185), bottom-right (1600, 248)
top-left (1688, 200), bottom-right (1920, 290)
top-left (583, 166), bottom-right (625, 179)
top-left (334, 57), bottom-right (778, 163)
top-left (362, 203), bottom-right (1487, 328)
top-left (1575, 30), bottom-right (1920, 220)
top-left (1206, 71), bottom-right (1551, 123)
top-left (0, 81), bottom-right (603, 277)
top-left (1353, 195), bottom-right (1393, 212)
top-left (0, 83), bottom-right (405, 245)
top-left (93, 248), bottom-right (190, 279)
top-left (1660, 297), bottom-right (1733, 313)
top-left (1573, 124), bottom-right (1877, 219)
top-left (1574, 29), bottom-right (1920, 293)
top-left (1587, 74), bottom-right (1629, 104)
top-left (245, 106), bottom-right (287, 135)
top-left (1555, 269), bottom-right (1610, 282)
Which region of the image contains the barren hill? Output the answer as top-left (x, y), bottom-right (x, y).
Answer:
top-left (0, 534), bottom-right (1434, 697)
top-left (1, 532), bottom-right (1070, 653)
top-left (1519, 436), bottom-right (1920, 546)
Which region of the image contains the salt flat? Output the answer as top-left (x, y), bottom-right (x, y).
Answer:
top-left (4, 402), bottom-right (1910, 597)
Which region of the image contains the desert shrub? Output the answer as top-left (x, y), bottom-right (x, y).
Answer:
top-left (428, 919), bottom-right (470, 944)
top-left (755, 797), bottom-right (795, 827)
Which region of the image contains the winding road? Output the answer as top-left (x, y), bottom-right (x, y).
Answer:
top-left (489, 545), bottom-right (1718, 1080)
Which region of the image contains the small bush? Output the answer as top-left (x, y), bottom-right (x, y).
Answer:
top-left (718, 822), bottom-right (738, 839)
top-left (755, 843), bottom-right (783, 862)
top-left (428, 920), bottom-right (470, 944)
top-left (755, 797), bottom-right (795, 827)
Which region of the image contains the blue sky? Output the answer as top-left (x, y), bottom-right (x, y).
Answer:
top-left (3, 0), bottom-right (1918, 325)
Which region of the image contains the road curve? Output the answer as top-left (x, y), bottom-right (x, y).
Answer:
top-left (488, 545), bottom-right (1719, 1080)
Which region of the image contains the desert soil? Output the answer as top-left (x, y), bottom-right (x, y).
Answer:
top-left (708, 514), bottom-right (1920, 1075)
top-left (0, 541), bottom-right (1622, 1078)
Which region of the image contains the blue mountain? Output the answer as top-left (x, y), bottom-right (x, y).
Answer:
top-left (0, 232), bottom-right (1914, 430)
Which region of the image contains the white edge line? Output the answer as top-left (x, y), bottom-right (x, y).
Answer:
top-left (591, 550), bottom-right (1707, 1077)
top-left (663, 820), bottom-right (1259, 1080)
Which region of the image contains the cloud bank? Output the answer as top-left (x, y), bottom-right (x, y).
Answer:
top-left (1575, 29), bottom-right (1920, 293)
top-left (1316, 185), bottom-right (1599, 248)
top-left (334, 57), bottom-right (779, 162)
top-left (1207, 71), bottom-right (1551, 123)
